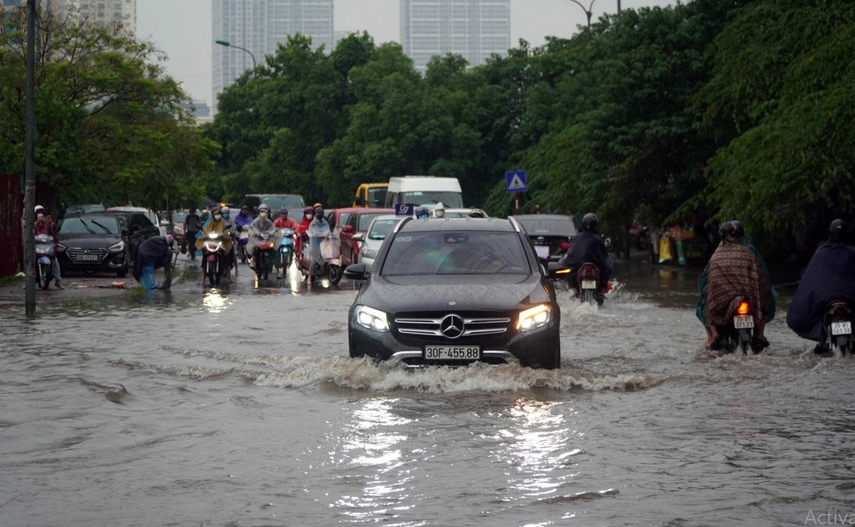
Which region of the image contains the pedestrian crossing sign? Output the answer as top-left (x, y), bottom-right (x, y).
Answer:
top-left (505, 170), bottom-right (528, 193)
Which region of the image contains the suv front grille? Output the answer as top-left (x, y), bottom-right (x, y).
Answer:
top-left (395, 315), bottom-right (511, 338)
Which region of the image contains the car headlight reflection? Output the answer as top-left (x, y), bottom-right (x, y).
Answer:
top-left (107, 241), bottom-right (125, 253)
top-left (355, 305), bottom-right (390, 332)
top-left (361, 248), bottom-right (377, 260)
top-left (517, 304), bottom-right (552, 332)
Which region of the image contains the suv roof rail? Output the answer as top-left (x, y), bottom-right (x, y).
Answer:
top-left (393, 215), bottom-right (413, 234)
top-left (507, 215), bottom-right (522, 233)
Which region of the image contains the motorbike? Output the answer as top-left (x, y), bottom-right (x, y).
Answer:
top-left (822, 301), bottom-right (853, 356)
top-left (713, 298), bottom-right (759, 354)
top-left (576, 263), bottom-right (601, 305)
top-left (200, 231), bottom-right (231, 287)
top-left (277, 228), bottom-right (296, 277)
top-left (236, 226), bottom-right (250, 264)
top-left (34, 234), bottom-right (56, 290)
top-left (251, 228), bottom-right (278, 281)
top-left (299, 232), bottom-right (343, 285)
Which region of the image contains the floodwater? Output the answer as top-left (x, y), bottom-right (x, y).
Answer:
top-left (2, 258), bottom-right (854, 527)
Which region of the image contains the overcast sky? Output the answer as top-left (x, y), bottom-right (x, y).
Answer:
top-left (137, 0), bottom-right (674, 104)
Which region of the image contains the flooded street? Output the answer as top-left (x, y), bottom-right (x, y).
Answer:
top-left (2, 258), bottom-right (854, 527)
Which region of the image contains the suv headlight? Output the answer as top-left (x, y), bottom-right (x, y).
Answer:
top-left (355, 305), bottom-right (390, 332)
top-left (107, 241), bottom-right (125, 253)
top-left (517, 304), bottom-right (552, 332)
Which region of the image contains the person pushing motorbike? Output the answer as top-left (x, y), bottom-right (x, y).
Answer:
top-left (134, 235), bottom-right (179, 290)
top-left (787, 219), bottom-right (855, 354)
top-left (558, 213), bottom-right (612, 304)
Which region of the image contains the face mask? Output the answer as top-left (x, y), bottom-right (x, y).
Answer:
top-left (213, 214), bottom-right (222, 221)
top-left (259, 212), bottom-right (268, 219)
top-left (223, 213), bottom-right (229, 219)
top-left (306, 214), bottom-right (313, 220)
top-left (37, 214), bottom-right (44, 221)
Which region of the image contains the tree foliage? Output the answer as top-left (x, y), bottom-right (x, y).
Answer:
top-left (0, 6), bottom-right (215, 212)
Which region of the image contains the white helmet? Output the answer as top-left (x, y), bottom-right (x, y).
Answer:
top-left (434, 202), bottom-right (445, 218)
top-left (35, 205), bottom-right (45, 213)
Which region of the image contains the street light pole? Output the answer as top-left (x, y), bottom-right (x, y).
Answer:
top-left (565, 0), bottom-right (597, 31)
top-left (215, 39), bottom-right (257, 70)
top-left (24, 0), bottom-right (37, 316)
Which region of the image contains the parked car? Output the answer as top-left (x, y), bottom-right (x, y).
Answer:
top-left (161, 211), bottom-right (188, 243)
top-left (107, 206), bottom-right (167, 236)
top-left (514, 214), bottom-right (578, 266)
top-left (344, 216), bottom-right (561, 369)
top-left (354, 214), bottom-right (405, 273)
top-left (243, 194), bottom-right (305, 216)
top-left (330, 207), bottom-right (396, 266)
top-left (430, 207), bottom-right (489, 218)
top-left (101, 209), bottom-right (161, 262)
top-left (56, 214), bottom-right (130, 277)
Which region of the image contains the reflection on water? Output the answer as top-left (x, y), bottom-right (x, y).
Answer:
top-left (202, 288), bottom-right (230, 313)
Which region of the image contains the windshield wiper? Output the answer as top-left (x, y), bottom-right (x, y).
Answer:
top-left (78, 219), bottom-right (96, 234)
top-left (90, 220), bottom-right (114, 234)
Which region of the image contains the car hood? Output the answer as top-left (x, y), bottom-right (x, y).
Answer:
top-left (59, 234), bottom-right (122, 248)
top-left (357, 273), bottom-right (551, 313)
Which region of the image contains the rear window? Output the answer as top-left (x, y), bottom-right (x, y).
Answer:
top-left (358, 213), bottom-right (387, 231)
top-left (367, 219), bottom-right (401, 240)
top-left (517, 218), bottom-right (577, 236)
top-left (381, 231), bottom-right (530, 276)
top-left (59, 217), bottom-right (119, 235)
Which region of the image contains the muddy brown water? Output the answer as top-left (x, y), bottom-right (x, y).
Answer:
top-left (1, 257), bottom-right (853, 526)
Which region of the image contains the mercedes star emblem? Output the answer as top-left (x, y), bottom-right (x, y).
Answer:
top-left (440, 314), bottom-right (465, 339)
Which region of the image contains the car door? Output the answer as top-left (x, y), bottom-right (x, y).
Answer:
top-left (127, 213), bottom-right (157, 263)
top-left (340, 213), bottom-right (359, 264)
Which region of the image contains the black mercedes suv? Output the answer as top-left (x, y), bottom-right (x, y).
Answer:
top-left (344, 216), bottom-right (561, 369)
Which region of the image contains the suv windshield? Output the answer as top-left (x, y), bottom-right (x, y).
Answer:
top-left (381, 231), bottom-right (530, 276)
top-left (60, 216), bottom-right (119, 235)
top-left (261, 195), bottom-right (305, 212)
top-left (401, 192), bottom-right (463, 208)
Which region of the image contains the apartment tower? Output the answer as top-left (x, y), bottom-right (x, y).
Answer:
top-left (213, 0), bottom-right (334, 107)
top-left (400, 0), bottom-right (510, 72)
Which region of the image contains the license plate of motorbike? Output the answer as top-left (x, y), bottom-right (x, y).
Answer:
top-left (535, 246), bottom-right (549, 258)
top-left (424, 345), bottom-right (481, 361)
top-left (76, 255), bottom-right (99, 261)
top-left (733, 315), bottom-right (754, 329)
top-left (831, 321), bottom-right (852, 336)
top-left (581, 280), bottom-right (597, 289)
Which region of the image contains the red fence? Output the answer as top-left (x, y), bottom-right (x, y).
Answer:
top-left (0, 174), bottom-right (23, 278)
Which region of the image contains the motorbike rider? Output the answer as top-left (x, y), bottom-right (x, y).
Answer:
top-left (134, 235), bottom-right (179, 290)
top-left (196, 205), bottom-right (234, 283)
top-left (433, 202), bottom-right (446, 218)
top-left (697, 220), bottom-right (777, 349)
top-left (34, 205), bottom-right (63, 289)
top-left (558, 213), bottom-right (612, 305)
top-left (249, 204), bottom-right (276, 270)
top-left (183, 207), bottom-right (202, 260)
top-left (787, 219), bottom-right (855, 354)
top-left (273, 208), bottom-right (299, 230)
top-left (701, 221), bottom-right (771, 350)
top-left (305, 205), bottom-right (331, 276)
top-left (220, 206), bottom-right (239, 278)
top-left (234, 205), bottom-right (253, 230)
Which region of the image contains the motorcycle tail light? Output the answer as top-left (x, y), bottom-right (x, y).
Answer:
top-left (737, 302), bottom-right (750, 315)
top-left (835, 306), bottom-right (848, 317)
top-left (559, 241), bottom-right (571, 251)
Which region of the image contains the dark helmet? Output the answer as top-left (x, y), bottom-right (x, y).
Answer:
top-left (279, 208), bottom-right (288, 215)
top-left (829, 219), bottom-right (846, 242)
top-left (581, 213), bottom-right (598, 232)
top-left (415, 206), bottom-right (429, 219)
top-left (313, 206), bottom-right (324, 218)
top-left (731, 220), bottom-right (745, 238)
top-left (719, 221), bottom-right (736, 239)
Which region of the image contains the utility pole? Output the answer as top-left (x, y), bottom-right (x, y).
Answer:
top-left (24, 0), bottom-right (37, 316)
top-left (618, 0), bottom-right (621, 15)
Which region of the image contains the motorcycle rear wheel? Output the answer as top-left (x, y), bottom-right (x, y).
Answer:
top-left (328, 265), bottom-right (342, 285)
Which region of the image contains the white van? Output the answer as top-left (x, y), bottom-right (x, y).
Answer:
top-left (384, 176), bottom-right (464, 209)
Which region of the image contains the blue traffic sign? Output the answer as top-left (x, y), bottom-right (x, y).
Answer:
top-left (506, 170), bottom-right (528, 193)
top-left (395, 203), bottom-right (415, 216)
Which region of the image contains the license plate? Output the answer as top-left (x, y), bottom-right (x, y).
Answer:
top-left (832, 321), bottom-right (852, 336)
top-left (535, 246), bottom-right (550, 258)
top-left (76, 255), bottom-right (99, 261)
top-left (581, 280), bottom-right (597, 289)
top-left (733, 315), bottom-right (754, 329)
top-left (424, 345), bottom-right (481, 360)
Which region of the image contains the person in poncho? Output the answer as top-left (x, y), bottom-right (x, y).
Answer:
top-left (700, 221), bottom-right (773, 350)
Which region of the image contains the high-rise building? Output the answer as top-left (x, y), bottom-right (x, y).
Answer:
top-left (67, 0), bottom-right (135, 33)
top-left (400, 0), bottom-right (510, 72)
top-left (213, 0), bottom-right (334, 108)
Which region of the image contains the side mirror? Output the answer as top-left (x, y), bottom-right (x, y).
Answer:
top-left (604, 237), bottom-right (612, 249)
top-left (344, 263), bottom-right (368, 281)
top-left (353, 233), bottom-right (365, 243)
top-left (341, 225), bottom-right (355, 234)
top-left (547, 262), bottom-right (571, 279)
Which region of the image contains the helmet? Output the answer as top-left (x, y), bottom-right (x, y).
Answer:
top-left (830, 219), bottom-right (846, 235)
top-left (279, 208), bottom-right (288, 215)
top-left (434, 202), bottom-right (446, 219)
top-left (211, 205), bottom-right (222, 215)
top-left (221, 206), bottom-right (230, 216)
top-left (35, 205), bottom-right (45, 213)
top-left (468, 210), bottom-right (485, 218)
top-left (257, 204), bottom-right (270, 213)
top-left (313, 202), bottom-right (323, 209)
top-left (731, 220), bottom-right (744, 238)
top-left (240, 204), bottom-right (249, 211)
top-left (719, 221), bottom-right (736, 239)
top-left (581, 213), bottom-right (598, 232)
top-left (415, 207), bottom-right (429, 219)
